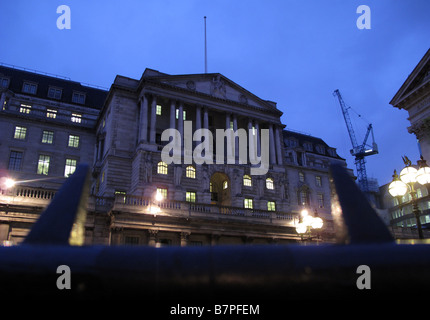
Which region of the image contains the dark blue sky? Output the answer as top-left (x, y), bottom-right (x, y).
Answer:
top-left (1, 0), bottom-right (429, 185)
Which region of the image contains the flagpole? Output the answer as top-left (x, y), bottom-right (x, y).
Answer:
top-left (204, 16), bottom-right (207, 73)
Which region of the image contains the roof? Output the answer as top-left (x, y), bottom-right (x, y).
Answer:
top-left (0, 64), bottom-right (108, 110)
top-left (283, 129), bottom-right (344, 160)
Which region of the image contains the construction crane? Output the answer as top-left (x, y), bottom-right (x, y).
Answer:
top-left (333, 89), bottom-right (378, 192)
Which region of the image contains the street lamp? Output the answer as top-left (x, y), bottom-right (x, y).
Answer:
top-left (150, 190), bottom-right (164, 215)
top-left (389, 156), bottom-right (430, 239)
top-left (295, 208), bottom-right (323, 241)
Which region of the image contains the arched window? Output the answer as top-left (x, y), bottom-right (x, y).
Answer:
top-left (266, 177), bottom-right (274, 190)
top-left (243, 175), bottom-right (252, 187)
top-left (186, 166), bottom-right (196, 179)
top-left (157, 161), bottom-right (168, 175)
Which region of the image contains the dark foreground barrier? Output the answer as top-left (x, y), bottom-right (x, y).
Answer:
top-left (0, 164), bottom-right (429, 301)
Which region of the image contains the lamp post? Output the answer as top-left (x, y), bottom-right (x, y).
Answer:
top-left (295, 208), bottom-right (323, 241)
top-left (388, 156), bottom-right (430, 239)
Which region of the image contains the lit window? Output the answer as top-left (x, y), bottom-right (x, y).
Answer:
top-left (243, 175), bottom-right (252, 187)
top-left (37, 155), bottom-right (50, 175)
top-left (186, 191), bottom-right (196, 203)
top-left (223, 180), bottom-right (228, 189)
top-left (71, 113), bottom-right (82, 123)
top-left (267, 201), bottom-right (276, 211)
top-left (157, 161), bottom-right (168, 175)
top-left (244, 198), bottom-right (253, 209)
top-left (48, 87), bottom-right (62, 99)
top-left (315, 176), bottom-right (322, 187)
top-left (72, 92), bottom-right (86, 104)
top-left (22, 82), bottom-right (37, 94)
top-left (19, 104), bottom-right (31, 114)
top-left (42, 130), bottom-right (54, 144)
top-left (209, 182), bottom-right (213, 192)
top-left (64, 159), bottom-right (77, 177)
top-left (266, 178), bottom-right (274, 190)
top-left (156, 104), bottom-right (162, 115)
top-left (46, 109), bottom-right (57, 118)
top-left (14, 126), bottom-right (27, 140)
top-left (8, 151), bottom-right (23, 171)
top-left (157, 188), bottom-right (167, 199)
top-left (175, 109), bottom-right (187, 120)
top-left (68, 135), bottom-right (80, 148)
top-left (186, 166), bottom-right (196, 179)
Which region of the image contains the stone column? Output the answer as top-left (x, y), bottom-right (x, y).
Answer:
top-left (139, 94), bottom-right (149, 143)
top-left (225, 113), bottom-right (233, 159)
top-left (170, 99), bottom-right (176, 130)
top-left (248, 118), bottom-right (255, 163)
top-left (255, 121), bottom-right (261, 157)
top-left (149, 95), bottom-right (157, 144)
top-left (275, 126), bottom-right (283, 165)
top-left (269, 123), bottom-right (276, 164)
top-left (148, 229), bottom-right (158, 246)
top-left (177, 102), bottom-right (184, 145)
top-left (180, 232), bottom-right (190, 247)
top-left (233, 114), bottom-right (238, 160)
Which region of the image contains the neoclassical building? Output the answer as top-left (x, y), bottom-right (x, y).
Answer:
top-left (0, 64), bottom-right (349, 246)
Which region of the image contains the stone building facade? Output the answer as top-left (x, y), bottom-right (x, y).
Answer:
top-left (0, 65), bottom-right (349, 246)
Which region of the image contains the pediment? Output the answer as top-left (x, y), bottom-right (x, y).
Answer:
top-left (142, 70), bottom-right (280, 113)
top-left (390, 49), bottom-right (430, 109)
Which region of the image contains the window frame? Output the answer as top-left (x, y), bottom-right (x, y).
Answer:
top-left (157, 161), bottom-right (168, 175)
top-left (266, 177), bottom-right (274, 190)
top-left (68, 134), bottom-right (80, 148)
top-left (14, 126), bottom-right (27, 140)
top-left (267, 201), bottom-right (276, 211)
top-left (244, 198), bottom-right (253, 209)
top-left (41, 130), bottom-right (54, 144)
top-left (8, 150), bottom-right (23, 171)
top-left (186, 165), bottom-right (196, 179)
top-left (186, 191), bottom-right (196, 203)
top-left (22, 82), bottom-right (37, 94)
top-left (243, 175), bottom-right (252, 187)
top-left (48, 87), bottom-right (62, 100)
top-left (64, 158), bottom-right (77, 177)
top-left (37, 154), bottom-right (51, 175)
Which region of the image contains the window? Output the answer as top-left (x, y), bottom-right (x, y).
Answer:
top-left (156, 104), bottom-right (162, 115)
top-left (209, 182), bottom-right (213, 192)
top-left (243, 175), bottom-right (252, 187)
top-left (42, 130), bottom-right (54, 144)
top-left (317, 193), bottom-right (324, 208)
top-left (186, 191), bottom-right (196, 203)
top-left (316, 145), bottom-right (325, 154)
top-left (157, 161), bottom-right (168, 175)
top-left (71, 113), bottom-right (82, 123)
top-left (48, 87), bottom-right (62, 99)
top-left (299, 172), bottom-right (305, 182)
top-left (267, 201), bottom-right (276, 211)
top-left (37, 155), bottom-right (50, 175)
top-left (8, 151), bottom-right (23, 171)
top-left (300, 190), bottom-right (308, 205)
top-left (223, 180), bottom-right (228, 189)
top-left (14, 126), bottom-right (27, 140)
top-left (0, 77), bottom-right (9, 88)
top-left (64, 159), bottom-right (77, 177)
top-left (68, 135), bottom-right (80, 148)
top-left (303, 142), bottom-right (313, 151)
top-left (244, 198), bottom-right (253, 209)
top-left (186, 166), bottom-right (196, 179)
top-left (72, 92), bottom-right (86, 104)
top-left (46, 109), bottom-right (57, 118)
top-left (124, 236), bottom-right (139, 246)
top-left (22, 82), bottom-right (37, 94)
top-left (157, 188), bottom-right (167, 199)
top-left (315, 176), bottom-right (322, 187)
top-left (176, 109), bottom-right (187, 120)
top-left (19, 104), bottom-right (31, 114)
top-left (266, 177), bottom-right (274, 190)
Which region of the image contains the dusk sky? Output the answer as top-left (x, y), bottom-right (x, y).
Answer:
top-left (1, 0), bottom-right (429, 186)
